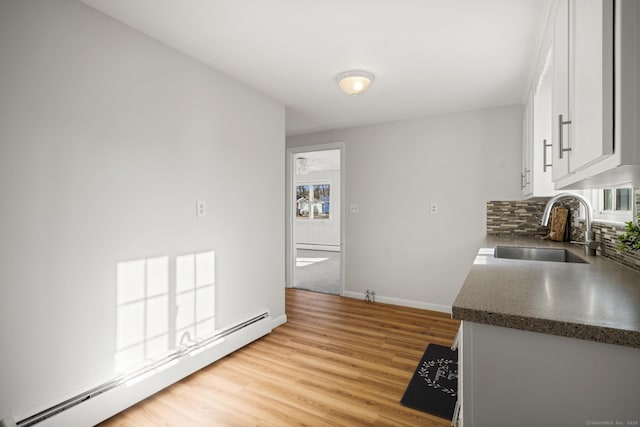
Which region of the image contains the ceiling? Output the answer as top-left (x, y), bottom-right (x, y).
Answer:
top-left (295, 149), bottom-right (340, 175)
top-left (80, 0), bottom-right (552, 136)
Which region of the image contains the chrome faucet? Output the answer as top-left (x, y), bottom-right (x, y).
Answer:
top-left (540, 192), bottom-right (599, 256)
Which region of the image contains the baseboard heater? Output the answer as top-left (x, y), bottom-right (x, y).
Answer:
top-left (8, 311), bottom-right (271, 427)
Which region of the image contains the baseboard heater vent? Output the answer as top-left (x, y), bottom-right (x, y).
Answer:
top-left (14, 312), bottom-right (271, 427)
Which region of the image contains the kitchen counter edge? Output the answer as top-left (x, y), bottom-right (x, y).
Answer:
top-left (452, 236), bottom-right (640, 349)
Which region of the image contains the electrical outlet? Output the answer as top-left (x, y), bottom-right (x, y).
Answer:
top-left (430, 203), bottom-right (438, 215)
top-left (365, 289), bottom-right (376, 303)
top-left (350, 204), bottom-right (359, 214)
top-left (196, 200), bottom-right (206, 217)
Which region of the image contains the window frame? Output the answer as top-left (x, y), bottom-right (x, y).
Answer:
top-left (589, 186), bottom-right (634, 223)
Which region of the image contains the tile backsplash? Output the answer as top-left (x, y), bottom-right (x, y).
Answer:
top-left (487, 190), bottom-right (640, 273)
top-left (487, 199), bottom-right (553, 237)
top-left (591, 222), bottom-right (640, 272)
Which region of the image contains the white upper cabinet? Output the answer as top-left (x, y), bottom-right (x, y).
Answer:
top-left (551, 0), bottom-right (640, 189)
top-left (520, 12), bottom-right (556, 199)
top-left (552, 0), bottom-right (614, 182)
top-left (570, 0), bottom-right (614, 170)
top-left (521, 92), bottom-right (533, 197)
top-left (552, 0), bottom-right (571, 181)
top-left (532, 57), bottom-right (556, 197)
top-left (521, 75), bottom-right (556, 198)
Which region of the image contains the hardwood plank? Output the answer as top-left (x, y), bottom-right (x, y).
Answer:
top-left (99, 289), bottom-right (460, 426)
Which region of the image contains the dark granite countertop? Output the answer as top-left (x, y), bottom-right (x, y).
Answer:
top-left (452, 236), bottom-right (640, 348)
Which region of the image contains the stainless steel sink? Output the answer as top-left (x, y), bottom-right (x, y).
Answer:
top-left (494, 246), bottom-right (588, 263)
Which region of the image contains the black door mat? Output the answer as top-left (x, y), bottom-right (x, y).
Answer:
top-left (400, 343), bottom-right (458, 420)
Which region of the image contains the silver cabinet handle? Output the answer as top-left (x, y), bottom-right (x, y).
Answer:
top-left (558, 114), bottom-right (572, 159)
top-left (521, 169), bottom-right (530, 191)
top-left (543, 139), bottom-right (553, 172)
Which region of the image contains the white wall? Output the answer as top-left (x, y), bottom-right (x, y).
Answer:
top-left (287, 105), bottom-right (522, 311)
top-left (0, 0), bottom-right (284, 420)
top-left (295, 169), bottom-right (341, 249)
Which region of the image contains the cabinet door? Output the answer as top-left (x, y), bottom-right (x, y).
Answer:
top-left (522, 93), bottom-right (535, 197)
top-left (532, 66), bottom-right (556, 196)
top-left (552, 0), bottom-right (571, 181)
top-left (456, 322), bottom-right (463, 426)
top-left (569, 0), bottom-right (614, 171)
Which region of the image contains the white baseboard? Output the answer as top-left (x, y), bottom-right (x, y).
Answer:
top-left (36, 315), bottom-right (272, 427)
top-left (0, 416), bottom-right (17, 427)
top-left (271, 314), bottom-right (287, 328)
top-left (296, 244), bottom-right (340, 252)
top-left (342, 291), bottom-right (452, 314)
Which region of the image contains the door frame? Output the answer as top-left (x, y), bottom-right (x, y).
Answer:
top-left (285, 142), bottom-right (345, 295)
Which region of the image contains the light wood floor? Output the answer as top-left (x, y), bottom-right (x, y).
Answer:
top-left (99, 289), bottom-right (460, 426)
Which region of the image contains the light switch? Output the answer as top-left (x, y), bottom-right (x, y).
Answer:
top-left (196, 200), bottom-right (206, 217)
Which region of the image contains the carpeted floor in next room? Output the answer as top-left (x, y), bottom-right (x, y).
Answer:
top-left (295, 249), bottom-right (341, 295)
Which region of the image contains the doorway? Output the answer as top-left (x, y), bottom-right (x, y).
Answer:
top-left (286, 144), bottom-right (344, 295)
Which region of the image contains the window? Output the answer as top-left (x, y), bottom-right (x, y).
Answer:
top-left (296, 183), bottom-right (331, 220)
top-left (296, 185), bottom-right (310, 219)
top-left (616, 188), bottom-right (632, 211)
top-left (591, 187), bottom-right (634, 222)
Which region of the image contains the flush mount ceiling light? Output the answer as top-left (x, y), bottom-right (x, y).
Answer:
top-left (336, 70), bottom-right (375, 96)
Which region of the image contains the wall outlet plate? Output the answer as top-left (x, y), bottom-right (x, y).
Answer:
top-left (196, 200), bottom-right (206, 217)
